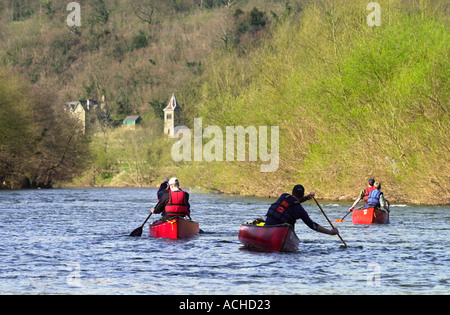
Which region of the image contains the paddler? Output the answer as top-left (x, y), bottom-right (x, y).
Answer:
top-left (348, 178), bottom-right (376, 212)
top-left (151, 177), bottom-right (191, 221)
top-left (364, 181), bottom-right (390, 213)
top-left (264, 185), bottom-right (339, 236)
top-left (157, 177), bottom-right (169, 201)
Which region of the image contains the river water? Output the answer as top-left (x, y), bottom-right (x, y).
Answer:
top-left (0, 188), bottom-right (448, 295)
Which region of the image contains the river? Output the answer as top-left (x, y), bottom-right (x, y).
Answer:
top-left (0, 188), bottom-right (448, 295)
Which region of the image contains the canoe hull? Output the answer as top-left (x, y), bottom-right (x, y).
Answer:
top-left (238, 223), bottom-right (300, 252)
top-left (149, 217), bottom-right (199, 239)
top-left (352, 207), bottom-right (389, 224)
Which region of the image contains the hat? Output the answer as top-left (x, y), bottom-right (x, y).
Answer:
top-left (292, 185), bottom-right (305, 198)
top-left (368, 178), bottom-right (375, 185)
top-left (168, 177), bottom-right (179, 185)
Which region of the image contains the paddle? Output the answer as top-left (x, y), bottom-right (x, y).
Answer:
top-left (313, 198), bottom-right (348, 248)
top-left (334, 210), bottom-right (352, 223)
top-left (130, 199), bottom-right (163, 237)
top-left (130, 213), bottom-right (152, 237)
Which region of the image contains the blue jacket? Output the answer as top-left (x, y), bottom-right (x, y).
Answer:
top-left (365, 190), bottom-right (383, 208)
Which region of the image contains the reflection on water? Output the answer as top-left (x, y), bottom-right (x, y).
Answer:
top-left (0, 188), bottom-right (448, 294)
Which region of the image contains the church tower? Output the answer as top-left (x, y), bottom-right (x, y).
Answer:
top-left (163, 93), bottom-right (179, 138)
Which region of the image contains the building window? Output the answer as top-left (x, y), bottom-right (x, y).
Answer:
top-left (166, 114), bottom-right (172, 120)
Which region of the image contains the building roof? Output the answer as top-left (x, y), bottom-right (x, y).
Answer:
top-left (164, 93), bottom-right (179, 111)
top-left (64, 101), bottom-right (79, 111)
top-left (78, 99), bottom-right (98, 106)
top-left (123, 116), bottom-right (141, 123)
top-left (64, 99), bottom-right (106, 112)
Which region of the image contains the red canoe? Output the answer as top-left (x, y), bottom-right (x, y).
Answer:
top-left (149, 217), bottom-right (199, 239)
top-left (352, 207), bottom-right (390, 224)
top-left (238, 223), bottom-right (300, 252)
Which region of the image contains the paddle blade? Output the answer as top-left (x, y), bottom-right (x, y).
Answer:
top-left (129, 226), bottom-right (143, 237)
top-left (334, 219), bottom-right (343, 223)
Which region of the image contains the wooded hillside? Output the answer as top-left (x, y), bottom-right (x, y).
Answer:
top-left (178, 0), bottom-right (450, 204)
top-left (0, 0), bottom-right (448, 204)
top-left (0, 0), bottom-right (287, 120)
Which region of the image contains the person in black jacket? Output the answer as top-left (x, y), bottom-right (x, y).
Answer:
top-left (157, 177), bottom-right (169, 200)
top-left (265, 185), bottom-right (339, 236)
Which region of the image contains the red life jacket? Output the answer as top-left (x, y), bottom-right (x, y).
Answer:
top-left (363, 186), bottom-right (376, 201)
top-left (165, 190), bottom-right (189, 216)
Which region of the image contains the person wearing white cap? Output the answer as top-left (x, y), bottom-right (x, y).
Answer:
top-left (151, 177), bottom-right (190, 220)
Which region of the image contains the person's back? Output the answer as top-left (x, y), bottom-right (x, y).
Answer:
top-left (265, 193), bottom-right (301, 227)
top-left (165, 188), bottom-right (190, 217)
top-left (264, 185), bottom-right (339, 236)
top-left (366, 189), bottom-right (382, 208)
top-left (349, 178), bottom-right (375, 212)
top-left (151, 177), bottom-right (191, 221)
top-left (363, 185), bottom-right (376, 202)
top-left (364, 182), bottom-right (389, 212)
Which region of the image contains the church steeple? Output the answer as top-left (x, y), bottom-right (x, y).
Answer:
top-left (163, 93), bottom-right (179, 137)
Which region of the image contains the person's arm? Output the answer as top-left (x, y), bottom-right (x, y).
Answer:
top-left (294, 204), bottom-right (339, 235)
top-left (350, 197), bottom-right (362, 211)
top-left (316, 224), bottom-right (339, 235)
top-left (379, 193), bottom-right (389, 212)
top-left (185, 191), bottom-right (190, 214)
top-left (350, 189), bottom-right (365, 210)
top-left (152, 191), bottom-right (169, 214)
top-left (293, 204), bottom-right (319, 231)
top-left (297, 192), bottom-right (315, 203)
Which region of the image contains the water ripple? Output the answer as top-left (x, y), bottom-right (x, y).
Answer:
top-left (0, 188), bottom-right (449, 294)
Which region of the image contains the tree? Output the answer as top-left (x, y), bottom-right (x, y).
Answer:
top-left (0, 67), bottom-right (90, 189)
top-left (132, 1), bottom-right (157, 25)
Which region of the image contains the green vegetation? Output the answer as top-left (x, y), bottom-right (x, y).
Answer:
top-left (0, 0), bottom-right (283, 119)
top-left (0, 0), bottom-right (448, 204)
top-left (0, 68), bottom-right (90, 188)
top-left (72, 121), bottom-right (174, 188)
top-left (179, 0), bottom-right (450, 204)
